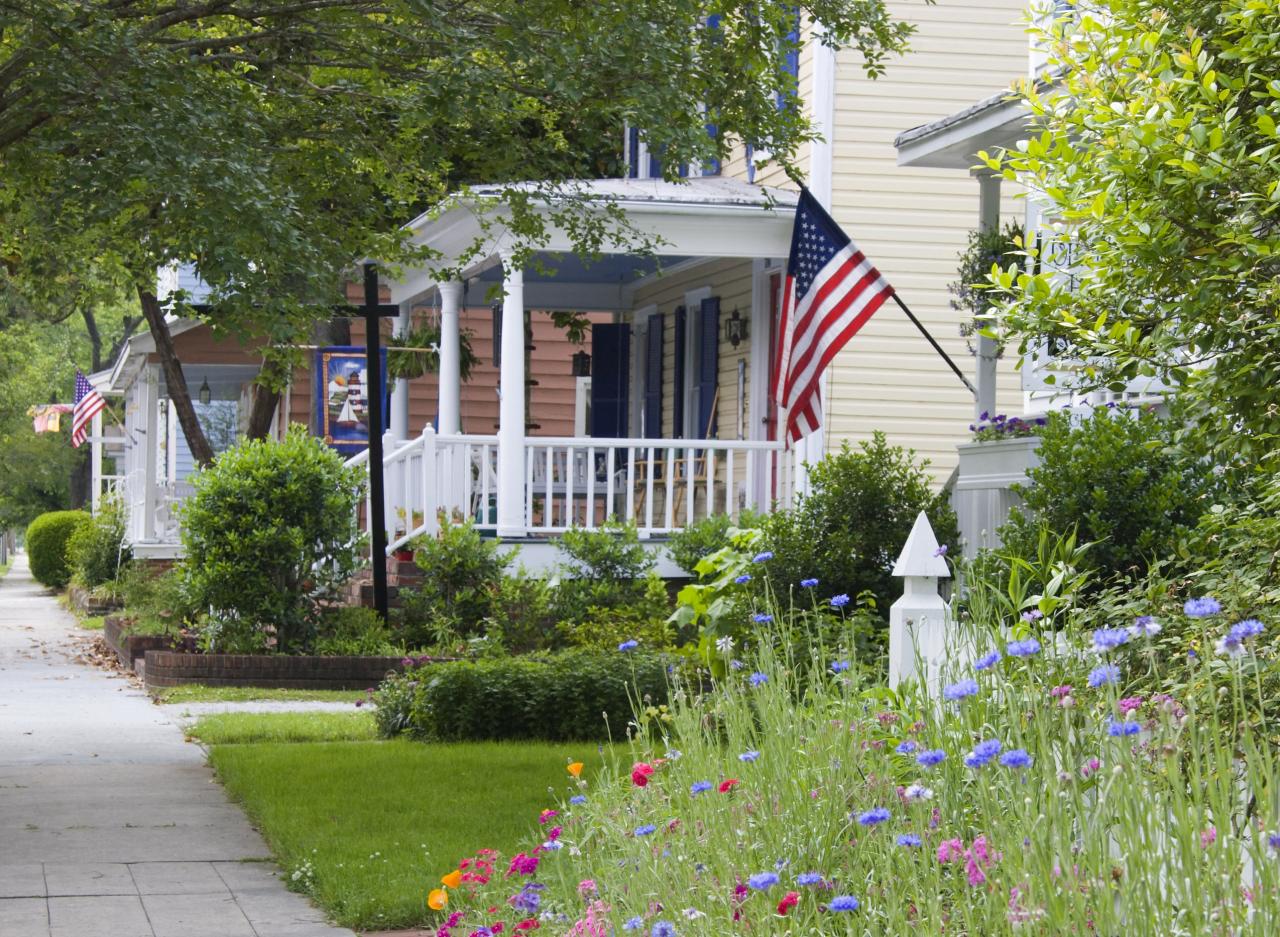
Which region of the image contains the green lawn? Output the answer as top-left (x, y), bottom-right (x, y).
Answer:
top-left (78, 614), bottom-right (105, 630)
top-left (189, 711), bottom-right (377, 745)
top-left (206, 719), bottom-right (618, 931)
top-left (152, 685), bottom-right (367, 704)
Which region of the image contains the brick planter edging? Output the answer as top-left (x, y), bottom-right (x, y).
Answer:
top-left (103, 615), bottom-right (173, 671)
top-left (68, 584), bottom-right (123, 617)
top-left (143, 651), bottom-right (409, 690)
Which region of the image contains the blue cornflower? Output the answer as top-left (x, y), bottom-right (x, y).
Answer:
top-left (1007, 638), bottom-right (1041, 657)
top-left (943, 679), bottom-right (979, 701)
top-left (964, 739), bottom-right (1002, 768)
top-left (830, 660), bottom-right (850, 673)
top-left (1000, 749), bottom-right (1033, 769)
top-left (800, 577), bottom-right (819, 588)
top-left (511, 883), bottom-right (545, 913)
top-left (618, 639), bottom-right (639, 652)
top-left (974, 650), bottom-right (1001, 671)
top-left (569, 795), bottom-right (587, 805)
top-left (896, 834), bottom-right (922, 847)
top-left (541, 840), bottom-right (563, 851)
top-left (796, 872), bottom-right (824, 886)
top-left (856, 807), bottom-right (891, 826)
top-left (1021, 609), bottom-right (1044, 623)
top-left (749, 671), bottom-right (769, 687)
top-left (916, 749), bottom-right (946, 768)
top-left (752, 613), bottom-right (773, 623)
top-left (747, 872), bottom-right (779, 890)
top-left (690, 781), bottom-right (712, 795)
top-left (828, 895), bottom-right (860, 912)
top-left (895, 740), bottom-right (918, 755)
top-left (623, 919), bottom-right (643, 932)
top-left (1268, 833), bottom-right (1280, 851)
top-left (729, 659), bottom-right (744, 671)
top-left (734, 574), bottom-right (752, 585)
top-left (830, 593), bottom-right (850, 608)
top-left (651, 922), bottom-right (677, 937)
top-left (1107, 719), bottom-right (1141, 737)
top-left (753, 551), bottom-right (774, 563)
top-left (1088, 664), bottom-right (1121, 688)
top-left (1092, 628), bottom-right (1130, 653)
top-left (1130, 616), bottom-right (1162, 638)
top-left (634, 824), bottom-right (657, 836)
top-left (1184, 597), bottom-right (1222, 618)
top-left (934, 544), bottom-right (948, 557)
top-left (1231, 618), bottom-right (1265, 640)
top-left (739, 750), bottom-right (760, 763)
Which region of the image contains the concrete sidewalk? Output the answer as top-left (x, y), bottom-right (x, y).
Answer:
top-left (0, 554), bottom-right (356, 937)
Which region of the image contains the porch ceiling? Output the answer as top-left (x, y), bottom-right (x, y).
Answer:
top-left (895, 89), bottom-right (1030, 171)
top-left (389, 177), bottom-right (797, 307)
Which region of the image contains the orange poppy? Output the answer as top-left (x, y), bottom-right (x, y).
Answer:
top-left (428, 888), bottom-right (449, 911)
top-left (567, 762), bottom-right (584, 778)
top-left (441, 870), bottom-right (463, 889)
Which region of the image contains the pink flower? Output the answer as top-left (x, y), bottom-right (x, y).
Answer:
top-left (577, 880), bottom-right (598, 898)
top-left (1050, 685), bottom-right (1073, 699)
top-left (1200, 827), bottom-right (1217, 849)
top-left (507, 853), bottom-right (539, 877)
top-left (1081, 757), bottom-right (1101, 779)
top-left (546, 826), bottom-right (562, 842)
top-left (539, 809), bottom-right (559, 824)
top-left (938, 838), bottom-right (966, 863)
top-left (1117, 697), bottom-right (1145, 715)
top-left (777, 891), bottom-right (800, 915)
top-left (631, 762), bottom-right (655, 787)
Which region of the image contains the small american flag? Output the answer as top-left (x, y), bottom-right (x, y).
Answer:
top-left (71, 369), bottom-right (106, 448)
top-left (773, 188), bottom-right (894, 446)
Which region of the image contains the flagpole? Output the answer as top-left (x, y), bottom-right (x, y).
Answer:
top-left (890, 293), bottom-right (977, 398)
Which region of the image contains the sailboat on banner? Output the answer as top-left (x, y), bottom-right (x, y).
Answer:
top-left (335, 370), bottom-right (366, 428)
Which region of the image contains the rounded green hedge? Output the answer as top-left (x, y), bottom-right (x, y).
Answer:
top-left (26, 510), bottom-right (92, 588)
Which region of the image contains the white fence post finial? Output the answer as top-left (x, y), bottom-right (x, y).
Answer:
top-left (889, 511), bottom-right (952, 691)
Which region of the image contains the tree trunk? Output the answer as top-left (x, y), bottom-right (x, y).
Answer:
top-left (245, 355), bottom-right (288, 440)
top-left (138, 286), bottom-right (215, 467)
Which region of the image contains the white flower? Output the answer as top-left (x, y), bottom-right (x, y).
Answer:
top-left (904, 783), bottom-right (934, 801)
top-left (715, 635), bottom-right (735, 654)
top-left (682, 909), bottom-right (706, 920)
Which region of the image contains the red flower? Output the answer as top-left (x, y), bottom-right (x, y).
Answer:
top-left (631, 762), bottom-right (655, 787)
top-left (777, 891), bottom-right (800, 915)
top-left (719, 779), bottom-right (740, 793)
top-left (514, 920), bottom-right (539, 931)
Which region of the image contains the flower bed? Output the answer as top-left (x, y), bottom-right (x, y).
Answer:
top-left (412, 598), bottom-right (1278, 935)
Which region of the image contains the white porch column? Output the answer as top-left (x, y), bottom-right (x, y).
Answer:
top-left (141, 366), bottom-right (159, 541)
top-left (496, 253), bottom-right (526, 537)
top-left (90, 410), bottom-right (103, 513)
top-left (437, 280), bottom-right (465, 436)
top-left (974, 172), bottom-right (1002, 421)
top-left (390, 301), bottom-right (412, 441)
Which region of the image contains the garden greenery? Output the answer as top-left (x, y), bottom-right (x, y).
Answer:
top-left (66, 495), bottom-right (130, 589)
top-left (180, 427), bottom-right (365, 653)
top-left (373, 650), bottom-right (672, 743)
top-left (25, 509), bottom-right (90, 588)
top-left (413, 555), bottom-right (1280, 936)
top-left (999, 405), bottom-right (1222, 582)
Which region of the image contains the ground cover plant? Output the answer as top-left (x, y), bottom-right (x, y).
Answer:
top-left (151, 685), bottom-right (365, 704)
top-left (410, 577), bottom-right (1279, 935)
top-left (188, 711), bottom-right (376, 745)
top-left (208, 734), bottom-right (620, 930)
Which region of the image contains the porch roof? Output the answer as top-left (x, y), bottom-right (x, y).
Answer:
top-left (894, 88), bottom-right (1030, 171)
top-left (101, 318), bottom-right (204, 393)
top-left (390, 177), bottom-right (798, 308)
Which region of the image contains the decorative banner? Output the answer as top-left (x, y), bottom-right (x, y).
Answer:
top-left (314, 346), bottom-right (388, 454)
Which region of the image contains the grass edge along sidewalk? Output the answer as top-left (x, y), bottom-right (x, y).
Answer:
top-left (199, 712), bottom-right (620, 931)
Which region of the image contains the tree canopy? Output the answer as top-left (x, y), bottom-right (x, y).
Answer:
top-left (2, 0), bottom-right (922, 465)
top-left (986, 0), bottom-right (1280, 466)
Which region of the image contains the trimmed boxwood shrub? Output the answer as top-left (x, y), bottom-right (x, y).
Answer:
top-left (26, 510), bottom-right (91, 588)
top-left (376, 650), bottom-right (671, 742)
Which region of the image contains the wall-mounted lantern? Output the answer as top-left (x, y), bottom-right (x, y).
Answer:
top-left (724, 307), bottom-right (748, 348)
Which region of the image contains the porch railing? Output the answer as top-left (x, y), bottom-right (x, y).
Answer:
top-left (348, 428), bottom-right (796, 555)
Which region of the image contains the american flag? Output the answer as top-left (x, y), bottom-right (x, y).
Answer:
top-left (71, 369), bottom-right (106, 448)
top-left (773, 188), bottom-right (895, 446)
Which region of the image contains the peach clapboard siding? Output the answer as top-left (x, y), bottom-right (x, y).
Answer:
top-left (823, 0), bottom-right (1026, 483)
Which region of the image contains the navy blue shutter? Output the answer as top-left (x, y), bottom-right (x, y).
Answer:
top-left (780, 13), bottom-right (800, 111)
top-left (648, 147), bottom-right (662, 179)
top-left (672, 306), bottom-right (686, 438)
top-left (644, 316), bottom-right (663, 438)
top-left (703, 15), bottom-right (723, 176)
top-left (695, 297), bottom-right (719, 438)
top-left (590, 324), bottom-right (630, 437)
top-left (627, 126), bottom-right (640, 178)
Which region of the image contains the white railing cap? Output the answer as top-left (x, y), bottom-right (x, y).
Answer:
top-left (892, 511), bottom-right (951, 579)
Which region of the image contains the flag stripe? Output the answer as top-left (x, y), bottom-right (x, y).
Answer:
top-left (783, 261), bottom-right (887, 404)
top-left (71, 369), bottom-right (107, 448)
